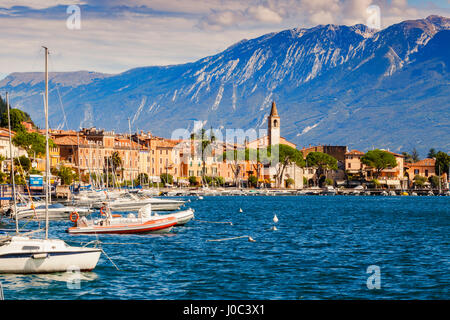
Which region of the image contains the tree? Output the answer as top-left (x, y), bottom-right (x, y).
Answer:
top-left (435, 151), bottom-right (450, 177)
top-left (135, 173), bottom-right (149, 186)
top-left (213, 176), bottom-right (224, 186)
top-left (285, 178), bottom-right (295, 188)
top-left (57, 166), bottom-right (77, 185)
top-left (428, 148), bottom-right (437, 159)
top-left (306, 151), bottom-right (337, 186)
top-left (248, 175), bottom-right (258, 188)
top-left (361, 149), bottom-right (397, 178)
top-left (0, 96), bottom-right (7, 117)
top-left (188, 176), bottom-right (198, 186)
top-left (12, 131), bottom-right (54, 157)
top-left (191, 128), bottom-right (216, 185)
top-left (110, 151), bottom-right (123, 174)
top-left (402, 152), bottom-right (413, 164)
top-left (0, 154), bottom-right (5, 172)
top-left (271, 144), bottom-right (305, 188)
top-left (160, 173), bottom-right (173, 185)
top-left (0, 94), bottom-right (34, 131)
top-left (411, 148), bottom-right (420, 162)
top-left (14, 156), bottom-right (31, 173)
top-left (222, 147), bottom-right (246, 187)
top-left (429, 175), bottom-right (441, 189)
top-left (1, 108), bottom-right (26, 132)
top-left (413, 175), bottom-right (427, 188)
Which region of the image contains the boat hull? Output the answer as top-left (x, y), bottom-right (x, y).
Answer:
top-left (0, 237), bottom-right (101, 274)
top-left (67, 217), bottom-right (177, 235)
top-left (13, 209), bottom-right (91, 221)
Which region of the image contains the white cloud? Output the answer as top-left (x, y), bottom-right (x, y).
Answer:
top-left (0, 0), bottom-right (448, 76)
top-left (247, 6), bottom-right (283, 23)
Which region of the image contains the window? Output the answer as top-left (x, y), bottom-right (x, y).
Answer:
top-left (414, 169), bottom-right (419, 174)
top-left (425, 170), bottom-right (429, 177)
top-left (348, 163), bottom-right (351, 168)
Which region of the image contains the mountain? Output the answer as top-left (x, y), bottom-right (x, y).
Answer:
top-left (1, 15), bottom-right (449, 156)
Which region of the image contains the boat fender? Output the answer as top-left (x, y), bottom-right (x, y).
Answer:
top-left (69, 211), bottom-right (79, 223)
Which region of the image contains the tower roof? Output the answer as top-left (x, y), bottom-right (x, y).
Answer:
top-left (270, 101), bottom-right (279, 117)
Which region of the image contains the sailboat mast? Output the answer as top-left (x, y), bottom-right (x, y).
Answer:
top-left (6, 92), bottom-right (19, 234)
top-left (44, 46), bottom-right (50, 240)
top-left (128, 117), bottom-right (134, 188)
top-left (77, 132), bottom-right (81, 185)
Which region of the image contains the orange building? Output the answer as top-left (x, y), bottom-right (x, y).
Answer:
top-left (405, 158), bottom-right (436, 179)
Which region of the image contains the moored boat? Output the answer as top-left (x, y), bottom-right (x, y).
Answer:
top-left (0, 236), bottom-right (101, 274)
top-left (67, 204), bottom-right (179, 235)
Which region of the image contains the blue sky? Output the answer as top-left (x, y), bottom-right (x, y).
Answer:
top-left (0, 0), bottom-right (448, 76)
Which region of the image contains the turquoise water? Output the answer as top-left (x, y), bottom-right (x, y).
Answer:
top-left (1, 196), bottom-right (449, 300)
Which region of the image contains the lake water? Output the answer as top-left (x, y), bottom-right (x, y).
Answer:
top-left (1, 196), bottom-right (449, 300)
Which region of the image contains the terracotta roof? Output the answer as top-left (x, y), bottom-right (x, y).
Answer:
top-left (345, 150), bottom-right (364, 155)
top-left (0, 128), bottom-right (16, 137)
top-left (52, 135), bottom-right (88, 146)
top-left (383, 150), bottom-right (404, 157)
top-left (406, 158), bottom-right (436, 167)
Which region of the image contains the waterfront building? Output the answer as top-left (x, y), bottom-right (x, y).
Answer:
top-left (405, 158), bottom-right (436, 179)
top-left (344, 149), bottom-right (406, 188)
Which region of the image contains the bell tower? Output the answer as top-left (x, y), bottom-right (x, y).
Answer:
top-left (268, 101), bottom-right (280, 146)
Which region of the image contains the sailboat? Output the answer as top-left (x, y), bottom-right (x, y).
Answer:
top-left (0, 47), bottom-right (101, 274)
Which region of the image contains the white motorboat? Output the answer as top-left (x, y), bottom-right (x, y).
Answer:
top-left (67, 204), bottom-right (187, 235)
top-left (94, 193), bottom-right (184, 211)
top-left (11, 203), bottom-right (92, 221)
top-left (136, 204), bottom-right (194, 226)
top-left (0, 236), bottom-right (101, 274)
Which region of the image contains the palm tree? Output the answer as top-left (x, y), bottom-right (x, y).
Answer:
top-left (191, 128), bottom-right (216, 186)
top-left (110, 151), bottom-right (123, 180)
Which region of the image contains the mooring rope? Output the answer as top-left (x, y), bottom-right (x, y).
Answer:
top-left (100, 248), bottom-right (120, 271)
top-left (206, 235), bottom-right (255, 242)
top-left (193, 219), bottom-right (233, 225)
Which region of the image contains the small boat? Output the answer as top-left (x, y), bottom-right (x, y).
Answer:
top-left (93, 193), bottom-right (184, 211)
top-left (0, 236), bottom-right (101, 274)
top-left (135, 204), bottom-right (194, 226)
top-left (67, 205), bottom-right (179, 235)
top-left (11, 203), bottom-right (91, 221)
top-left (322, 186), bottom-right (336, 196)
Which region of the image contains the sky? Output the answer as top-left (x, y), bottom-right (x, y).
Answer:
top-left (0, 0), bottom-right (449, 78)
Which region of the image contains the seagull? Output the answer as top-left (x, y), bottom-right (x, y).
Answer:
top-left (273, 214), bottom-right (279, 223)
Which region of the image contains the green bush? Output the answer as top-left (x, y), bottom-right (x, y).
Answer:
top-left (188, 176), bottom-right (198, 186)
top-left (248, 175), bottom-right (258, 187)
